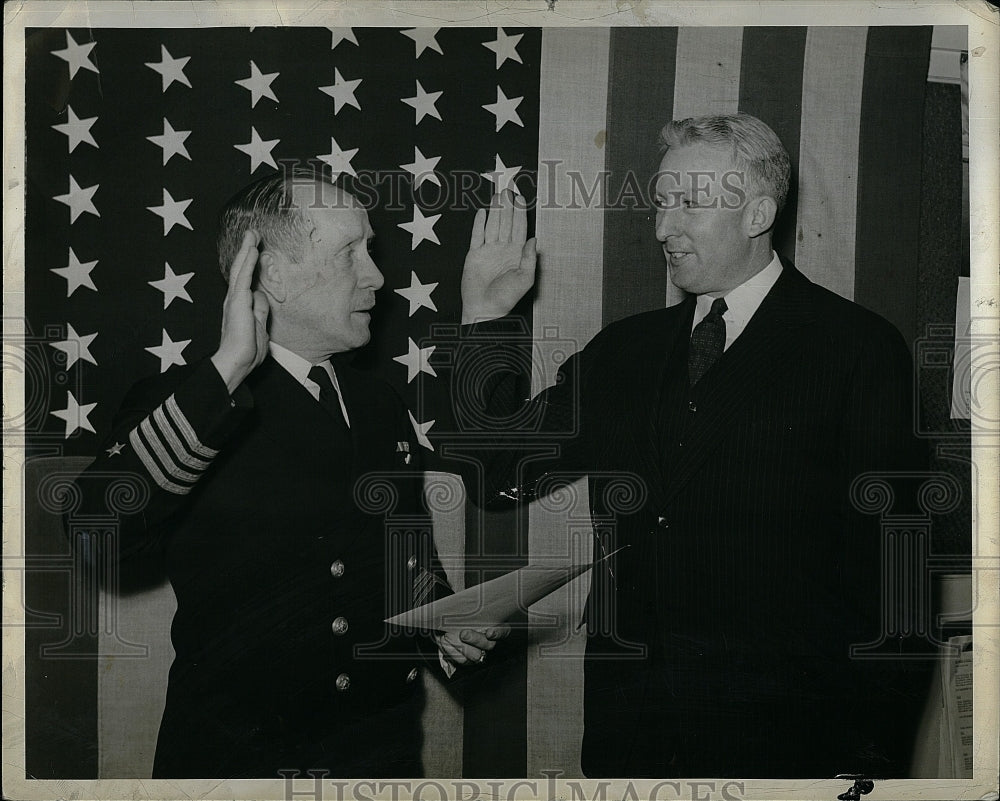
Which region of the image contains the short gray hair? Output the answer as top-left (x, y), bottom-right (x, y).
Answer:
top-left (216, 167), bottom-right (324, 280)
top-left (658, 113), bottom-right (791, 215)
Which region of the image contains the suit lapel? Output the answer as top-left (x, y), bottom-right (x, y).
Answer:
top-left (661, 265), bottom-right (821, 506)
top-left (251, 355), bottom-right (384, 471)
top-left (616, 301), bottom-right (694, 513)
top-left (249, 357), bottom-right (334, 443)
top-left (332, 360), bottom-right (383, 480)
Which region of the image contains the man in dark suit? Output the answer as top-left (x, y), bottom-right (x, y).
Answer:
top-left (74, 170), bottom-right (506, 778)
top-left (447, 113), bottom-right (931, 778)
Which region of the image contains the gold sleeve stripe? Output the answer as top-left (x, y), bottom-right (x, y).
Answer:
top-left (165, 395), bottom-right (219, 459)
top-left (153, 405), bottom-right (212, 471)
top-left (139, 417), bottom-right (202, 484)
top-left (129, 426), bottom-right (191, 496)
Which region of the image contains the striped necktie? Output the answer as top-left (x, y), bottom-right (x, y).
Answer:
top-left (688, 297), bottom-right (728, 386)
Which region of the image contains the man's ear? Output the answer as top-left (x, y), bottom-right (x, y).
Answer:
top-left (743, 196), bottom-right (778, 238)
top-left (258, 250), bottom-right (287, 303)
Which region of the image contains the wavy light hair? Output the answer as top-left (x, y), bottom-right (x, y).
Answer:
top-left (658, 112), bottom-right (791, 215)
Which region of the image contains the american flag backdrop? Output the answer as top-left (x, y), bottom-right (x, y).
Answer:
top-left (22, 23), bottom-right (971, 782)
top-left (26, 25), bottom-right (540, 456)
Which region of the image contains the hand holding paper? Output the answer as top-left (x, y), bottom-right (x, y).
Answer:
top-left (386, 549), bottom-right (624, 631)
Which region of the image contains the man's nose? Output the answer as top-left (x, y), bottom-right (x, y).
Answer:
top-left (655, 207), bottom-right (678, 242)
top-left (360, 251), bottom-right (384, 291)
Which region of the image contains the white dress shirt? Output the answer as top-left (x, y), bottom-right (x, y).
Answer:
top-left (268, 341), bottom-right (351, 427)
top-left (691, 252), bottom-right (783, 351)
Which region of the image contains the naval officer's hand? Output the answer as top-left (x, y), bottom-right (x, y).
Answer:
top-left (434, 625), bottom-right (512, 667)
top-left (211, 229), bottom-right (271, 394)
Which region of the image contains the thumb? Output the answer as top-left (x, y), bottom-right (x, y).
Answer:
top-left (520, 237), bottom-right (538, 275)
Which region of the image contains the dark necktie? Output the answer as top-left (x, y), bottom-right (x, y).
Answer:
top-left (688, 297), bottom-right (728, 386)
top-left (308, 363), bottom-right (348, 431)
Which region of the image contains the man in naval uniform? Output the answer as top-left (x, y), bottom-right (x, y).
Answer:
top-left (446, 113), bottom-right (931, 778)
top-left (74, 170), bottom-right (507, 778)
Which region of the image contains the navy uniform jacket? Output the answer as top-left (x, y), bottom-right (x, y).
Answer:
top-left (75, 355), bottom-right (446, 778)
top-left (442, 263), bottom-right (932, 778)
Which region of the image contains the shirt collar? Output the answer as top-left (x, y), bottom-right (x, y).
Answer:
top-left (268, 342), bottom-right (351, 426)
top-left (268, 341), bottom-right (322, 387)
top-left (693, 251), bottom-right (783, 334)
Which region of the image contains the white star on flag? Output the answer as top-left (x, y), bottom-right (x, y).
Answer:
top-left (50, 323), bottom-right (98, 368)
top-left (319, 68), bottom-right (362, 113)
top-left (329, 28), bottom-right (359, 49)
top-left (401, 146), bottom-right (442, 189)
top-left (54, 176), bottom-right (100, 223)
top-left (317, 136), bottom-right (359, 180)
top-left (235, 126), bottom-right (280, 173)
top-left (50, 391), bottom-right (97, 438)
top-left (483, 86), bottom-right (524, 132)
top-left (145, 45), bottom-right (191, 91)
top-left (146, 329), bottom-right (191, 373)
top-left (149, 262), bottom-right (194, 308)
top-left (401, 28), bottom-right (443, 57)
top-left (483, 28), bottom-right (524, 69)
top-left (51, 248), bottom-right (98, 297)
top-left (52, 106), bottom-right (98, 152)
top-left (235, 60), bottom-right (279, 107)
top-left (408, 411), bottom-right (436, 451)
top-left (398, 207), bottom-right (441, 250)
top-left (147, 118), bottom-right (191, 165)
top-left (393, 338), bottom-right (437, 383)
top-left (482, 154), bottom-right (523, 195)
top-left (395, 271), bottom-right (439, 316)
top-left (52, 32), bottom-right (98, 79)
top-left (148, 189), bottom-right (193, 235)
top-left (401, 80), bottom-right (443, 124)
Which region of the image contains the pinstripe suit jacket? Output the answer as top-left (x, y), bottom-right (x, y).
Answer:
top-left (445, 261), bottom-right (930, 778)
top-left (74, 355), bottom-right (445, 778)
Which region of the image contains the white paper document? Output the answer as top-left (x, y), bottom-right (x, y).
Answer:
top-left (385, 552), bottom-right (622, 631)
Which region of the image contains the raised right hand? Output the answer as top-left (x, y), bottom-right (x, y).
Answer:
top-left (210, 230), bottom-right (271, 394)
top-left (461, 189), bottom-right (537, 325)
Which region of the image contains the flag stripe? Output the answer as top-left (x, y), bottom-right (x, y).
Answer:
top-left (420, 470), bottom-right (464, 776)
top-left (98, 583), bottom-right (176, 777)
top-left (738, 27), bottom-right (809, 263)
top-left (672, 27), bottom-right (743, 119)
top-left (854, 26), bottom-right (933, 348)
top-left (794, 27), bottom-right (868, 298)
top-left (527, 26), bottom-right (610, 778)
top-left (602, 27), bottom-right (679, 326)
top-left (533, 28), bottom-right (610, 367)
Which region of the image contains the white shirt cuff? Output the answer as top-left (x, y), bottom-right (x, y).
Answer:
top-left (438, 648), bottom-right (458, 678)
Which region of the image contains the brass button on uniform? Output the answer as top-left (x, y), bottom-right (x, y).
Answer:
top-left (330, 560), bottom-right (345, 578)
top-left (335, 673), bottom-right (351, 692)
top-left (331, 616), bottom-right (349, 635)
top-left (406, 555), bottom-right (418, 570)
top-left (406, 667), bottom-right (420, 684)
top-left (657, 515), bottom-right (669, 529)
top-left (688, 401), bottom-right (697, 412)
